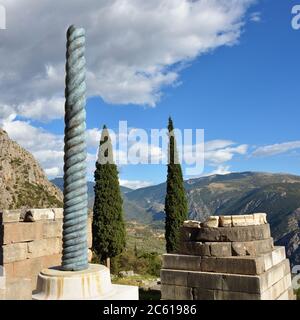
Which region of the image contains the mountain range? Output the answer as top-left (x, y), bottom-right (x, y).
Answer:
top-left (52, 171), bottom-right (300, 265)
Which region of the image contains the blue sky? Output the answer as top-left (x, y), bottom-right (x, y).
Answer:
top-left (1, 0), bottom-right (300, 189)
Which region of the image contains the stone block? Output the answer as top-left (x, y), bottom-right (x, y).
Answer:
top-left (163, 254), bottom-right (201, 271)
top-left (253, 213), bottom-right (267, 225)
top-left (161, 269), bottom-right (188, 287)
top-left (231, 238), bottom-right (274, 256)
top-left (261, 274), bottom-right (292, 300)
top-left (180, 227), bottom-right (199, 242)
top-left (231, 215), bottom-right (253, 227)
top-left (271, 246), bottom-right (286, 266)
top-left (0, 210), bottom-right (21, 223)
top-left (161, 284), bottom-right (192, 300)
top-left (183, 220), bottom-right (201, 228)
top-left (4, 277), bottom-right (32, 300)
top-left (2, 243), bottom-right (28, 263)
top-left (219, 216), bottom-right (232, 227)
top-left (201, 256), bottom-right (265, 275)
top-left (179, 242), bottom-right (210, 256)
top-left (25, 209), bottom-right (55, 221)
top-left (192, 287), bottom-right (261, 300)
top-left (52, 208), bottom-right (63, 220)
top-left (260, 259), bottom-right (291, 292)
top-left (42, 221), bottom-right (62, 239)
top-left (27, 238), bottom-right (61, 259)
top-left (193, 224), bottom-right (271, 242)
top-left (210, 242), bottom-right (232, 257)
top-left (201, 216), bottom-right (219, 228)
top-left (2, 222), bottom-right (43, 244)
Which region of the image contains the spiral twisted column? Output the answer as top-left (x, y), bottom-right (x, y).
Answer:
top-left (62, 25), bottom-right (88, 271)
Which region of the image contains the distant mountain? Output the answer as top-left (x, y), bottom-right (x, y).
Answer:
top-left (52, 172), bottom-right (300, 265)
top-left (124, 171), bottom-right (300, 265)
top-left (0, 129), bottom-right (63, 210)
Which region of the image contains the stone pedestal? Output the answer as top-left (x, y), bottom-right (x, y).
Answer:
top-left (161, 214), bottom-right (295, 300)
top-left (33, 264), bottom-right (138, 300)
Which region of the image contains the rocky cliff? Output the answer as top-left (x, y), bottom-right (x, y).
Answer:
top-left (0, 129), bottom-right (63, 210)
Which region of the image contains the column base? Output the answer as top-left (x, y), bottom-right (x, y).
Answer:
top-left (32, 263), bottom-right (138, 300)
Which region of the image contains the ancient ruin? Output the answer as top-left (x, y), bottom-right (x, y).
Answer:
top-left (161, 213), bottom-right (295, 300)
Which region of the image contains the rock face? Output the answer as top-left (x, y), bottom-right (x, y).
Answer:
top-left (0, 129), bottom-right (63, 210)
top-left (161, 214), bottom-right (295, 300)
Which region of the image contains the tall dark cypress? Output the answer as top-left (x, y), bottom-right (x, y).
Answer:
top-left (165, 117), bottom-right (188, 253)
top-left (92, 125), bottom-right (126, 268)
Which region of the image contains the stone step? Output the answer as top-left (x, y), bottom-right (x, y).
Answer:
top-left (163, 246), bottom-right (286, 275)
top-left (179, 238), bottom-right (274, 257)
top-left (161, 259), bottom-right (291, 295)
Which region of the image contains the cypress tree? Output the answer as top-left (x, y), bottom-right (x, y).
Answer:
top-left (92, 125), bottom-right (126, 268)
top-left (165, 117), bottom-right (188, 253)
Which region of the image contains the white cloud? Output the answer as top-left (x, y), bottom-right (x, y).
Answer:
top-left (86, 128), bottom-right (102, 148)
top-left (119, 179), bottom-right (153, 190)
top-left (205, 164), bottom-right (231, 176)
top-left (45, 167), bottom-right (61, 177)
top-left (17, 97), bottom-right (65, 122)
top-left (250, 12), bottom-right (261, 22)
top-left (183, 139), bottom-right (248, 165)
top-left (252, 141), bottom-right (300, 157)
top-left (0, 0), bottom-right (255, 122)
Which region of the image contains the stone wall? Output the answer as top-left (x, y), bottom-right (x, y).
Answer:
top-left (0, 208), bottom-right (92, 299)
top-left (161, 214), bottom-right (295, 300)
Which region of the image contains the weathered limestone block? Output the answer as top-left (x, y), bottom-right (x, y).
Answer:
top-left (180, 227), bottom-right (198, 242)
top-left (188, 270), bottom-right (261, 294)
top-left (2, 222), bottom-right (43, 244)
top-left (259, 259), bottom-right (291, 293)
top-left (179, 242), bottom-right (210, 256)
top-left (27, 238), bottom-right (61, 259)
top-left (42, 220), bottom-right (62, 239)
top-left (201, 247), bottom-right (286, 275)
top-left (161, 269), bottom-right (188, 287)
top-left (231, 238), bottom-right (274, 256)
top-left (163, 254), bottom-right (201, 271)
top-left (193, 288), bottom-right (261, 300)
top-left (2, 243), bottom-right (28, 263)
top-left (161, 284), bottom-right (192, 300)
top-left (201, 216), bottom-right (219, 228)
top-left (210, 242), bottom-right (232, 257)
top-left (190, 224), bottom-right (271, 242)
top-left (24, 209), bottom-right (55, 221)
top-left (52, 208), bottom-right (63, 220)
top-left (219, 216), bottom-right (232, 227)
top-left (183, 220), bottom-right (201, 228)
top-left (271, 246), bottom-right (286, 267)
top-left (231, 215), bottom-right (254, 227)
top-left (4, 277), bottom-right (32, 300)
top-left (201, 256), bottom-right (265, 275)
top-left (0, 210), bottom-right (21, 223)
top-left (261, 274), bottom-right (292, 300)
top-left (253, 213), bottom-right (267, 225)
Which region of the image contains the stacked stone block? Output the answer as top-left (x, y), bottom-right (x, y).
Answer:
top-left (0, 208), bottom-right (93, 299)
top-left (161, 214), bottom-right (295, 300)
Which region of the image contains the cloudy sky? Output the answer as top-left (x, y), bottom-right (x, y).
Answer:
top-left (0, 0), bottom-right (299, 189)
